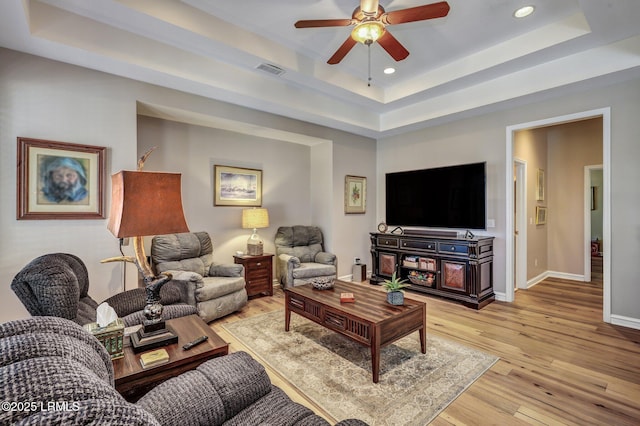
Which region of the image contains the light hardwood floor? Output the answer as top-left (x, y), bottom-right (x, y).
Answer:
top-left (210, 275), bottom-right (640, 425)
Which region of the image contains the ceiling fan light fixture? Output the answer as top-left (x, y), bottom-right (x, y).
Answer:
top-left (351, 20), bottom-right (385, 44)
top-left (513, 5), bottom-right (535, 18)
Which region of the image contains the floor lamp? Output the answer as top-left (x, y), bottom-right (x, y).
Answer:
top-left (104, 168), bottom-right (189, 353)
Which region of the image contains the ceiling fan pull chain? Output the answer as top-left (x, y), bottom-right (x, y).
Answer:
top-left (368, 43), bottom-right (372, 87)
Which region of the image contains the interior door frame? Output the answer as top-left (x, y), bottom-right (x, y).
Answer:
top-left (514, 158), bottom-right (527, 290)
top-left (505, 107), bottom-right (611, 322)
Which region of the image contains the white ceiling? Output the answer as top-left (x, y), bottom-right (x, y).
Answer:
top-left (1, 0), bottom-right (640, 138)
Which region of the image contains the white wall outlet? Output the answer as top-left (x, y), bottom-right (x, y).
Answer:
top-left (487, 219), bottom-right (495, 228)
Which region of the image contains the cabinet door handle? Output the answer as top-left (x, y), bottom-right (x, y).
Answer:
top-left (451, 247), bottom-right (455, 251)
top-left (256, 262), bottom-right (261, 266)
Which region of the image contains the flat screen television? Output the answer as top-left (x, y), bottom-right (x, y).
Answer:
top-left (385, 162), bottom-right (486, 230)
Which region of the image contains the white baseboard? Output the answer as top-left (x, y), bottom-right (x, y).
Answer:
top-left (610, 314), bottom-right (640, 330)
top-left (527, 270), bottom-right (586, 288)
top-left (494, 291), bottom-right (507, 302)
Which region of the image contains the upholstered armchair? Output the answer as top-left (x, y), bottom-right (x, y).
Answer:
top-left (275, 225), bottom-right (337, 288)
top-left (151, 232), bottom-right (247, 323)
top-left (10, 253), bottom-right (197, 327)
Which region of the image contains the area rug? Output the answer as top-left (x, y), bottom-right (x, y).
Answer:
top-left (222, 310), bottom-right (498, 425)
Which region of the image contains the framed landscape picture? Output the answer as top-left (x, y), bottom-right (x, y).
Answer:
top-left (535, 206), bottom-right (547, 225)
top-left (345, 175), bottom-right (366, 214)
top-left (17, 137), bottom-right (106, 220)
top-left (214, 165), bottom-right (262, 206)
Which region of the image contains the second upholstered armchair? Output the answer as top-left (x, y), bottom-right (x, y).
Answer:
top-left (274, 225), bottom-right (337, 288)
top-left (151, 232), bottom-right (247, 322)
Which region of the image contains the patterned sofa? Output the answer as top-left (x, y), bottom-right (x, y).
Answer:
top-left (0, 316), bottom-right (368, 425)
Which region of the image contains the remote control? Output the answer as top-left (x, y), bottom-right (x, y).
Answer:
top-left (182, 335), bottom-right (208, 350)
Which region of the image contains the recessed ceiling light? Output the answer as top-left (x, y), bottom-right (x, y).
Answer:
top-left (514, 5), bottom-right (535, 18)
top-left (383, 67), bottom-right (396, 75)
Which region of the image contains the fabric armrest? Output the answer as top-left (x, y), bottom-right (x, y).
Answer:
top-left (209, 263), bottom-right (244, 277)
top-left (278, 253), bottom-right (300, 268)
top-left (315, 251), bottom-right (337, 266)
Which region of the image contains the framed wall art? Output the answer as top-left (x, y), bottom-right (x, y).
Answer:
top-left (214, 165), bottom-right (262, 206)
top-left (17, 137), bottom-right (106, 220)
top-left (345, 175), bottom-right (366, 214)
top-left (536, 168), bottom-right (545, 201)
top-left (535, 206), bottom-right (547, 225)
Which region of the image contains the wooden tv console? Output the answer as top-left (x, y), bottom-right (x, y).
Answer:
top-left (369, 232), bottom-right (495, 309)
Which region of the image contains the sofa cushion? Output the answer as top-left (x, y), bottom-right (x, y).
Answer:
top-left (137, 352), bottom-right (272, 425)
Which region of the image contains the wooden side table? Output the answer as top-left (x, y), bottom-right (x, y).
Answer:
top-left (113, 314), bottom-right (228, 402)
top-left (234, 253), bottom-right (274, 298)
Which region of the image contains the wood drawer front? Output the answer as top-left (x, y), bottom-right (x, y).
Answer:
top-left (438, 243), bottom-right (468, 255)
top-left (245, 259), bottom-right (271, 272)
top-left (377, 237), bottom-right (399, 248)
top-left (401, 239), bottom-right (436, 251)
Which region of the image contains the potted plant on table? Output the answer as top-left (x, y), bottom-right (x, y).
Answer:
top-left (382, 272), bottom-right (410, 305)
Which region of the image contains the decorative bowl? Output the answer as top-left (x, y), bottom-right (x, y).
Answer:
top-left (311, 276), bottom-right (335, 290)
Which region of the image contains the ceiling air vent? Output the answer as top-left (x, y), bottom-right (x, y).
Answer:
top-left (256, 63), bottom-right (285, 76)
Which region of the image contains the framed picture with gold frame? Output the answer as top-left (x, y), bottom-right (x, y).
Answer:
top-left (17, 137), bottom-right (106, 220)
top-left (535, 206), bottom-right (547, 225)
top-left (536, 169), bottom-right (545, 201)
top-left (345, 175), bottom-right (366, 214)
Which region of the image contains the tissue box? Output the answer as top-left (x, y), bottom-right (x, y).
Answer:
top-left (84, 319), bottom-right (125, 360)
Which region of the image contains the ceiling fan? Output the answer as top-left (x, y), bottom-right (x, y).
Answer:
top-left (294, 0), bottom-right (450, 64)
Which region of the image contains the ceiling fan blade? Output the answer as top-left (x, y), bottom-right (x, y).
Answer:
top-left (360, 0), bottom-right (379, 14)
top-left (295, 19), bottom-right (354, 28)
top-left (377, 31), bottom-right (410, 61)
top-left (327, 37), bottom-right (358, 64)
top-left (382, 1), bottom-right (450, 25)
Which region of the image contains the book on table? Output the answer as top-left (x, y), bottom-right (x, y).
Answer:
top-left (139, 348), bottom-right (169, 369)
top-left (340, 292), bottom-right (355, 303)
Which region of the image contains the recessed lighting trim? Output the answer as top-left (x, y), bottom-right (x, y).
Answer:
top-left (383, 67), bottom-right (395, 75)
top-left (514, 5), bottom-right (535, 18)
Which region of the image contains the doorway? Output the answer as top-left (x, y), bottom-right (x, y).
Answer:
top-left (505, 108), bottom-right (611, 322)
top-left (584, 165), bottom-right (603, 283)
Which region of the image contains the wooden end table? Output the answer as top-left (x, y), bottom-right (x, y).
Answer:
top-left (234, 253), bottom-right (274, 298)
top-left (285, 280), bottom-right (426, 383)
top-left (113, 314), bottom-right (228, 402)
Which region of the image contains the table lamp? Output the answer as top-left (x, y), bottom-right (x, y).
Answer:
top-left (104, 167), bottom-right (189, 353)
top-left (242, 208), bottom-right (269, 256)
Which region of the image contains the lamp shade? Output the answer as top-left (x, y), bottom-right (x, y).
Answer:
top-left (242, 208), bottom-right (269, 229)
top-left (107, 171), bottom-right (189, 238)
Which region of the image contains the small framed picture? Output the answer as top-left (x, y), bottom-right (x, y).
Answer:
top-left (214, 165), bottom-right (262, 207)
top-left (17, 137), bottom-right (106, 220)
top-left (536, 169), bottom-right (545, 201)
top-left (535, 206), bottom-right (547, 225)
top-left (345, 175), bottom-right (366, 214)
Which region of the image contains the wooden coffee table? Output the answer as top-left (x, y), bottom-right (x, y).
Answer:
top-left (285, 280), bottom-right (426, 383)
top-left (113, 314), bottom-right (228, 402)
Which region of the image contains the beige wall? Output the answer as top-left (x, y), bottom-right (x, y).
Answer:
top-left (377, 77), bottom-right (640, 325)
top-left (547, 119), bottom-right (603, 276)
top-left (514, 127), bottom-right (549, 280)
top-left (514, 118), bottom-right (603, 281)
top-left (0, 48), bottom-right (376, 322)
top-left (3, 47), bottom-right (640, 326)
